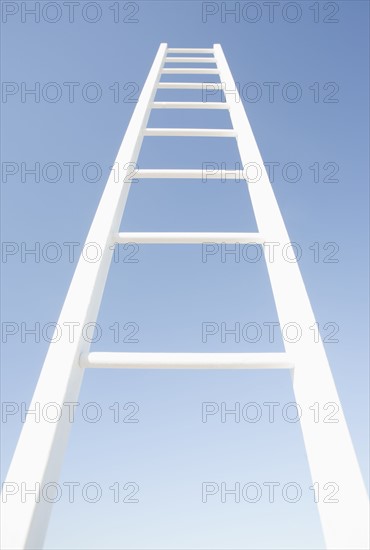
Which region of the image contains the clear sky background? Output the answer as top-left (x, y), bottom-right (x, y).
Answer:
top-left (1, 1), bottom-right (369, 549)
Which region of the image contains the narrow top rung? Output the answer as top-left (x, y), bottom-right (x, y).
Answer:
top-left (152, 102), bottom-right (229, 110)
top-left (162, 68), bottom-right (219, 74)
top-left (167, 48), bottom-right (214, 54)
top-left (165, 57), bottom-right (216, 63)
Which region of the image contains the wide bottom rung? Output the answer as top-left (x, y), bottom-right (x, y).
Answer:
top-left (115, 232), bottom-right (264, 244)
top-left (134, 169), bottom-right (244, 179)
top-left (81, 353), bottom-right (293, 370)
top-left (144, 128), bottom-right (237, 137)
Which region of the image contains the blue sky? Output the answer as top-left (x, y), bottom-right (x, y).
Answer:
top-left (1, 1), bottom-right (369, 548)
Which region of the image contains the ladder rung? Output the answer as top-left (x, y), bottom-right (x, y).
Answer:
top-left (144, 128), bottom-right (237, 137)
top-left (157, 82), bottom-right (223, 90)
top-left (162, 68), bottom-right (219, 75)
top-left (167, 48), bottom-right (214, 54)
top-left (152, 102), bottom-right (228, 110)
top-left (115, 232), bottom-right (264, 244)
top-left (81, 352), bottom-right (293, 370)
top-left (165, 57), bottom-right (217, 63)
top-left (134, 169), bottom-right (245, 179)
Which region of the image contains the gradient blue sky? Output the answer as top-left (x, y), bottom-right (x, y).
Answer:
top-left (1, 1), bottom-right (369, 549)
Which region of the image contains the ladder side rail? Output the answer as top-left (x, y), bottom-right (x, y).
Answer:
top-left (0, 43), bottom-right (168, 550)
top-left (214, 43), bottom-right (369, 550)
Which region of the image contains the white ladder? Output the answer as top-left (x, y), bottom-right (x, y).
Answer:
top-left (1, 43), bottom-right (368, 550)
